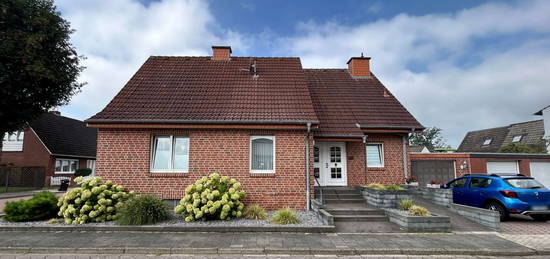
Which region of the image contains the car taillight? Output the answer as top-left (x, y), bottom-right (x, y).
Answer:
top-left (500, 190), bottom-right (518, 198)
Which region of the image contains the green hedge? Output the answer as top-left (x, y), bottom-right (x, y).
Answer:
top-left (4, 191), bottom-right (59, 222)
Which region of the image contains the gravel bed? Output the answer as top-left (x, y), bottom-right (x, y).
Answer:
top-left (0, 211), bottom-right (324, 228)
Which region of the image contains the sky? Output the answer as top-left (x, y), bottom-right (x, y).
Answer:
top-left (55, 0), bottom-right (550, 148)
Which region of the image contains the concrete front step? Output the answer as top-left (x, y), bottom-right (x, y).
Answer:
top-left (326, 208), bottom-right (385, 216)
top-left (324, 198), bottom-right (365, 204)
top-left (333, 215), bottom-right (389, 222)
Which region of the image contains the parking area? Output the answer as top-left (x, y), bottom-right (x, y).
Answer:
top-left (501, 214), bottom-right (550, 234)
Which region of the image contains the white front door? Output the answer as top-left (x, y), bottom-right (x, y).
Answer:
top-left (315, 142), bottom-right (347, 186)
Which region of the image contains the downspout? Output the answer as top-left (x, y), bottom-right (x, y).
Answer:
top-left (306, 122), bottom-right (312, 211)
top-left (403, 128), bottom-right (415, 182)
top-left (362, 135), bottom-right (368, 184)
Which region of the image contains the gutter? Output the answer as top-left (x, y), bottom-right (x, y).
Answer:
top-left (357, 124), bottom-right (425, 131)
top-left (85, 119), bottom-right (320, 125)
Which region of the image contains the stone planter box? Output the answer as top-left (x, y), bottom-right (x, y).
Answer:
top-left (413, 187), bottom-right (453, 207)
top-left (310, 199), bottom-right (334, 226)
top-left (357, 186), bottom-right (411, 208)
top-left (385, 208), bottom-right (451, 232)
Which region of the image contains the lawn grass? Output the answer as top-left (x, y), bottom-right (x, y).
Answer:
top-left (0, 187), bottom-right (37, 193)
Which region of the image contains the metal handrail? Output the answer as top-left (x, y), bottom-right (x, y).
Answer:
top-left (314, 177), bottom-right (323, 205)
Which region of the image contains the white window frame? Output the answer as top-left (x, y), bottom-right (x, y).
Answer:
top-left (87, 160), bottom-right (96, 176)
top-left (250, 136), bottom-right (276, 173)
top-left (150, 135), bottom-right (189, 173)
top-left (512, 135), bottom-right (522, 142)
top-left (54, 158), bottom-right (79, 174)
top-left (483, 138), bottom-right (492, 146)
top-left (366, 143), bottom-right (384, 168)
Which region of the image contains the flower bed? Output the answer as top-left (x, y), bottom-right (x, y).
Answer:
top-left (385, 208), bottom-right (451, 232)
top-left (0, 211), bottom-right (333, 233)
top-left (358, 184), bottom-right (411, 208)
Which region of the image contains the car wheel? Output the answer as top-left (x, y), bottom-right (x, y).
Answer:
top-left (485, 201), bottom-right (508, 221)
top-left (530, 215), bottom-right (550, 222)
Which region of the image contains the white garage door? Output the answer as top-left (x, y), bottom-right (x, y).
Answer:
top-left (530, 162), bottom-right (550, 188)
top-left (487, 161), bottom-right (518, 174)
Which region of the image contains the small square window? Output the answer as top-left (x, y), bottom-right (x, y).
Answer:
top-left (483, 138), bottom-right (492, 146)
top-left (55, 159), bottom-right (78, 174)
top-left (250, 136), bottom-right (275, 173)
top-left (366, 143), bottom-right (384, 168)
top-left (512, 135), bottom-right (522, 142)
top-left (151, 135), bottom-right (189, 173)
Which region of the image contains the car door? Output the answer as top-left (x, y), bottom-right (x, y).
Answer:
top-left (448, 177), bottom-right (469, 205)
top-left (464, 177), bottom-right (493, 207)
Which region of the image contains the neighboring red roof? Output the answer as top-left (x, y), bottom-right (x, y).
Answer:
top-left (88, 56), bottom-right (319, 124)
top-left (305, 69), bottom-right (423, 137)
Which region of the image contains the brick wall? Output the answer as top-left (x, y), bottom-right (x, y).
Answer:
top-left (345, 134), bottom-right (406, 186)
top-left (96, 128), bottom-right (311, 210)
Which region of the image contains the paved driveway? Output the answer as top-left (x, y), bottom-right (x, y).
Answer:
top-left (501, 214), bottom-right (550, 234)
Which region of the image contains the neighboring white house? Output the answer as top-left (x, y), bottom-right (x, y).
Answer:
top-left (535, 105), bottom-right (550, 152)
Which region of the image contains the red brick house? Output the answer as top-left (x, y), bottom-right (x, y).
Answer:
top-left (1, 112), bottom-right (98, 186)
top-left (86, 46), bottom-right (423, 210)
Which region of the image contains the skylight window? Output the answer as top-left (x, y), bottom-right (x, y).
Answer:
top-left (512, 135), bottom-right (522, 142)
top-left (483, 138), bottom-right (492, 146)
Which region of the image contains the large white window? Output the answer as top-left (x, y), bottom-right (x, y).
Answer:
top-left (366, 143), bottom-right (384, 168)
top-left (250, 136), bottom-right (275, 173)
top-left (151, 135), bottom-right (189, 173)
top-left (2, 131), bottom-right (24, 151)
top-left (55, 159), bottom-right (78, 174)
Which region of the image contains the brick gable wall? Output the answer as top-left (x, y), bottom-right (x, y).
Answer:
top-left (96, 128), bottom-right (312, 210)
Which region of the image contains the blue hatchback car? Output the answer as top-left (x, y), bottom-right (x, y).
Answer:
top-left (442, 174), bottom-right (550, 221)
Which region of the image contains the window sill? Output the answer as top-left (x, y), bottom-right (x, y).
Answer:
top-left (149, 171), bottom-right (188, 178)
top-left (249, 172), bottom-right (276, 177)
top-left (367, 167), bottom-right (385, 171)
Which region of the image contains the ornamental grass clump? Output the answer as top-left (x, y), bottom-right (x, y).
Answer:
top-left (385, 184), bottom-right (405, 191)
top-left (174, 173), bottom-right (246, 222)
top-left (57, 177), bottom-right (133, 224)
top-left (243, 204), bottom-right (267, 220)
top-left (116, 195), bottom-right (169, 225)
top-left (365, 183), bottom-right (386, 190)
top-left (4, 191), bottom-right (59, 222)
top-left (408, 205), bottom-right (431, 216)
top-left (271, 207), bottom-right (301, 225)
top-left (399, 199), bottom-right (414, 211)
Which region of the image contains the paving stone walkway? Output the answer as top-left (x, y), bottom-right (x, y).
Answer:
top-left (0, 231), bottom-right (536, 256)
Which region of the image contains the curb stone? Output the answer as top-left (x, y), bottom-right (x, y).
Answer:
top-left (0, 246), bottom-right (538, 256)
top-left (0, 225), bottom-right (335, 233)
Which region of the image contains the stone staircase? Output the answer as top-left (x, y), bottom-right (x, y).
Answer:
top-left (316, 187), bottom-right (388, 222)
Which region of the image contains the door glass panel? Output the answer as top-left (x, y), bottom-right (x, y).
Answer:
top-left (330, 147), bottom-right (341, 163)
top-left (314, 147), bottom-right (319, 163)
top-left (331, 168), bottom-right (342, 179)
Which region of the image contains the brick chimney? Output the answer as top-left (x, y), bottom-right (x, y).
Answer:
top-left (211, 46), bottom-right (232, 61)
top-left (347, 53), bottom-right (371, 77)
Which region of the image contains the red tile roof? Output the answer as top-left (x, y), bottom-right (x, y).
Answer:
top-left (305, 69), bottom-right (423, 137)
top-left (88, 56), bottom-right (319, 124)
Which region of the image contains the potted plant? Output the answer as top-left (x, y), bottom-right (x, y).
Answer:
top-left (405, 177), bottom-right (418, 186)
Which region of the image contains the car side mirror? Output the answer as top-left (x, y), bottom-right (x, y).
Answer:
top-left (441, 184), bottom-right (448, 189)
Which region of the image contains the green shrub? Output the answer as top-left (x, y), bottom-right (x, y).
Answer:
top-left (408, 205), bottom-right (431, 216)
top-left (57, 176), bottom-right (133, 224)
top-left (47, 218), bottom-right (61, 224)
top-left (385, 184), bottom-right (404, 191)
top-left (74, 168), bottom-right (92, 177)
top-left (116, 195), bottom-right (169, 225)
top-left (243, 204), bottom-right (267, 220)
top-left (271, 208), bottom-right (301, 225)
top-left (365, 183), bottom-right (386, 190)
top-left (399, 199), bottom-right (414, 211)
top-left (4, 191), bottom-right (59, 222)
top-left (174, 173), bottom-right (246, 222)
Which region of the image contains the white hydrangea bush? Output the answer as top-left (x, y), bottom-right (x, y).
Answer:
top-left (57, 176), bottom-right (133, 224)
top-left (174, 173), bottom-right (246, 221)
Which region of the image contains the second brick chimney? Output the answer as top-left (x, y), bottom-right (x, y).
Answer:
top-left (347, 53), bottom-right (371, 77)
top-left (211, 46), bottom-right (232, 61)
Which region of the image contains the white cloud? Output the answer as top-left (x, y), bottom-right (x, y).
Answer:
top-left (279, 0), bottom-right (550, 147)
top-left (56, 0), bottom-right (243, 119)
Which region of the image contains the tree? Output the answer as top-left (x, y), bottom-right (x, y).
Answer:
top-left (0, 0), bottom-right (84, 155)
top-left (497, 141), bottom-right (548, 154)
top-left (409, 127), bottom-right (450, 150)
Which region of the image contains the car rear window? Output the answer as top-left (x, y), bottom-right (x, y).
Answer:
top-left (504, 178), bottom-right (545, 189)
